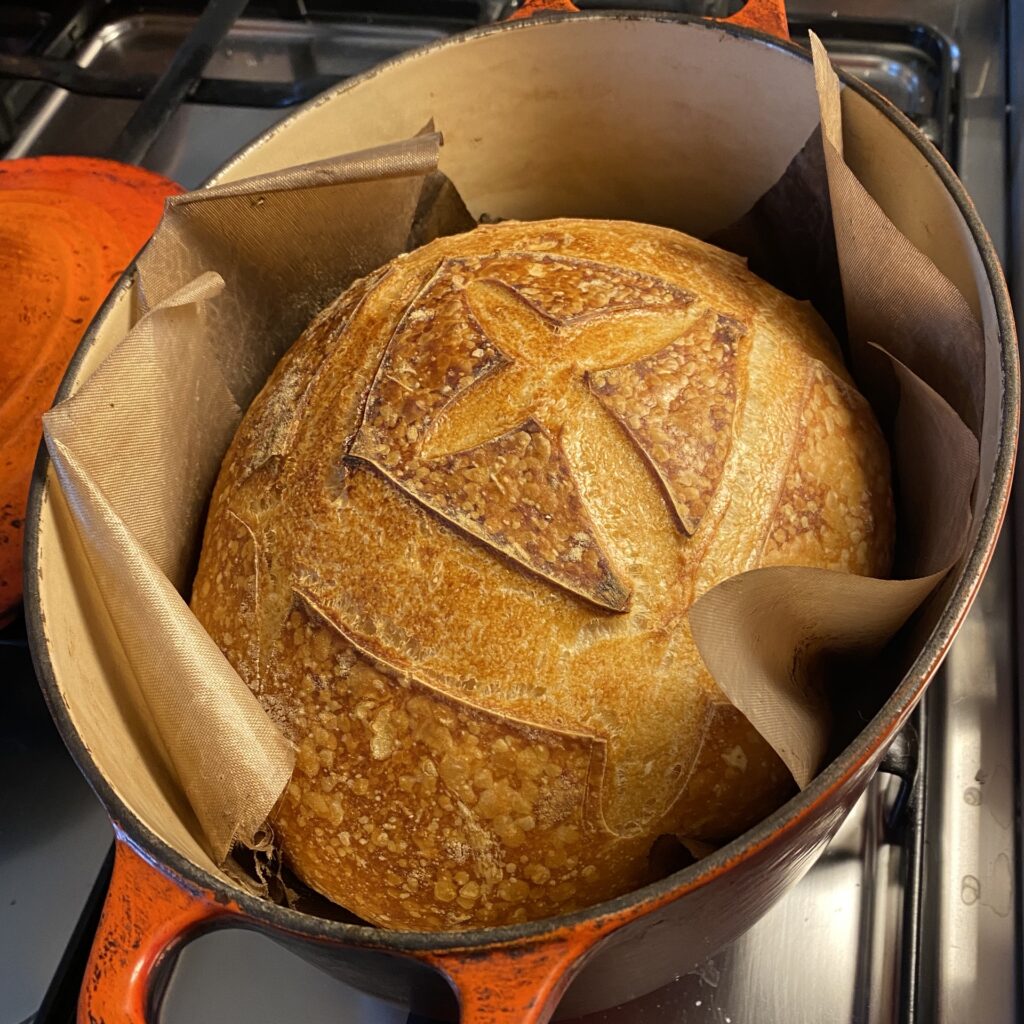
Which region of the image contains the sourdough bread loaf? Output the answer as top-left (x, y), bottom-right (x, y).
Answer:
top-left (192, 218), bottom-right (893, 929)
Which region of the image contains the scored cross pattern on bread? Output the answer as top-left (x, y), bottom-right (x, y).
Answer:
top-left (349, 253), bottom-right (744, 612)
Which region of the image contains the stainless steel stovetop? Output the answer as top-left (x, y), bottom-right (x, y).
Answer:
top-left (0, 2), bottom-right (1017, 1022)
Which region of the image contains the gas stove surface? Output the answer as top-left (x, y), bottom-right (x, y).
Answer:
top-left (0, 3), bottom-right (1016, 1023)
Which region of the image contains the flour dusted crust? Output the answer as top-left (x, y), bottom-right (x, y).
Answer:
top-left (192, 219), bottom-right (893, 930)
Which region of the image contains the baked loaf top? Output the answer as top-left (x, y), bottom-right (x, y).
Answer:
top-left (192, 218), bottom-right (893, 930)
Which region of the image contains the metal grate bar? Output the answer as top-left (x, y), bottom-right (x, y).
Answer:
top-left (109, 0), bottom-right (252, 164)
top-left (0, 52), bottom-right (336, 107)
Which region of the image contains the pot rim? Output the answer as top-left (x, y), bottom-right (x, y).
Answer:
top-left (24, 9), bottom-right (1019, 954)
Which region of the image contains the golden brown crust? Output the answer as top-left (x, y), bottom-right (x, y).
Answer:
top-left (587, 310), bottom-right (746, 535)
top-left (760, 361), bottom-right (893, 576)
top-left (192, 218), bottom-right (893, 930)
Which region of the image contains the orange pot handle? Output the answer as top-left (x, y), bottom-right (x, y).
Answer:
top-left (508, 0), bottom-right (790, 41)
top-left (78, 836), bottom-right (235, 1024)
top-left (84, 835), bottom-right (617, 1023)
top-left (420, 923), bottom-right (616, 1024)
top-left (720, 0), bottom-right (790, 40)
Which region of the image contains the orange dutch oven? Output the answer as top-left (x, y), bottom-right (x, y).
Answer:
top-left (23, 2), bottom-right (1018, 1022)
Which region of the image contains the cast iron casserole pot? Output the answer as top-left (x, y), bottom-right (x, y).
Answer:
top-left (24, 2), bottom-right (1019, 1022)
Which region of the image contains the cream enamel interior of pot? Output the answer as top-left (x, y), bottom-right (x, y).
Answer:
top-left (34, 15), bottom-right (1004, 901)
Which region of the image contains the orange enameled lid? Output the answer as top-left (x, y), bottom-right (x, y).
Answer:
top-left (0, 156), bottom-right (182, 625)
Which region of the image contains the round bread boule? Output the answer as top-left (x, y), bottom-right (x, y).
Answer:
top-left (192, 218), bottom-right (893, 930)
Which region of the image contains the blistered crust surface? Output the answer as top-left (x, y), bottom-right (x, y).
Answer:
top-left (588, 310), bottom-right (745, 535)
top-left (762, 362), bottom-right (894, 576)
top-left (192, 218), bottom-right (893, 930)
top-left (271, 594), bottom-right (633, 929)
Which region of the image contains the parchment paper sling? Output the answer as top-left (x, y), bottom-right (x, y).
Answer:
top-left (43, 133), bottom-right (475, 860)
